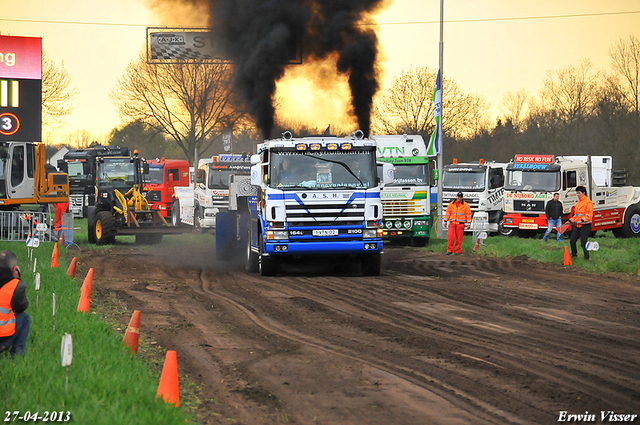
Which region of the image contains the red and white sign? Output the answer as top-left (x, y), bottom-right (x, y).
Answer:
top-left (0, 35), bottom-right (42, 80)
top-left (514, 154), bottom-right (554, 164)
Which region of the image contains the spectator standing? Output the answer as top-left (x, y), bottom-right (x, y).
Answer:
top-left (544, 193), bottom-right (564, 242)
top-left (443, 192), bottom-right (472, 255)
top-left (569, 186), bottom-right (594, 260)
top-left (0, 250), bottom-right (30, 356)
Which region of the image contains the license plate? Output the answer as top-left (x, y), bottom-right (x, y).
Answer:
top-left (312, 229), bottom-right (338, 236)
top-left (522, 219), bottom-right (535, 223)
top-left (519, 223), bottom-right (538, 229)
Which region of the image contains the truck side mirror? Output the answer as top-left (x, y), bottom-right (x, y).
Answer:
top-left (381, 162), bottom-right (394, 187)
top-left (196, 169), bottom-right (205, 184)
top-left (250, 154), bottom-right (261, 165)
top-left (57, 160), bottom-right (68, 173)
top-left (143, 163), bottom-right (150, 174)
top-left (250, 164), bottom-right (262, 186)
top-left (432, 169), bottom-right (439, 182)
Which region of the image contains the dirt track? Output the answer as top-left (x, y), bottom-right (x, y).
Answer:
top-left (76, 238), bottom-right (640, 425)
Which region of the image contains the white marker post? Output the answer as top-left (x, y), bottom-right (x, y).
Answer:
top-left (33, 257), bottom-right (37, 274)
top-left (52, 293), bottom-right (56, 332)
top-left (34, 272), bottom-right (40, 307)
top-left (61, 334), bottom-right (73, 393)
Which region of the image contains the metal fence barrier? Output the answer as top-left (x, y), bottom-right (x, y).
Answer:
top-left (0, 210), bottom-right (53, 242)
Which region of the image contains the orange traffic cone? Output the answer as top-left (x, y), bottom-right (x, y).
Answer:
top-left (77, 268), bottom-right (94, 313)
top-left (637, 261), bottom-right (640, 276)
top-left (67, 257), bottom-right (78, 278)
top-left (563, 246), bottom-right (573, 266)
top-left (157, 350), bottom-right (180, 407)
top-left (51, 243), bottom-right (59, 268)
top-left (123, 310), bottom-right (141, 354)
top-left (472, 237), bottom-right (480, 252)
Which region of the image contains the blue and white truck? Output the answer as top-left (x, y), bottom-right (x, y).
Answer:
top-left (215, 131), bottom-right (394, 276)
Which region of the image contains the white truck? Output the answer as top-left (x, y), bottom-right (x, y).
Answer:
top-left (372, 134), bottom-right (432, 246)
top-left (502, 154), bottom-right (640, 237)
top-left (215, 130), bottom-right (394, 276)
top-left (441, 159), bottom-right (510, 235)
top-left (172, 153), bottom-right (251, 232)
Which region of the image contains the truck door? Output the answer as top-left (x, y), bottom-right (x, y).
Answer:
top-left (7, 143), bottom-right (35, 199)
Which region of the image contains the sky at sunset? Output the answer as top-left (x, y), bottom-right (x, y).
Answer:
top-left (1, 0), bottom-right (640, 143)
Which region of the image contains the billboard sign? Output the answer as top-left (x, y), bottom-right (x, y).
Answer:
top-left (0, 35), bottom-right (42, 141)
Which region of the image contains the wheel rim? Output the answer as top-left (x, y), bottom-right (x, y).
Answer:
top-left (631, 213), bottom-right (640, 234)
top-left (96, 220), bottom-right (103, 239)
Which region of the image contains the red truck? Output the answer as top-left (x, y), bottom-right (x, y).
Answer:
top-left (143, 158), bottom-right (191, 219)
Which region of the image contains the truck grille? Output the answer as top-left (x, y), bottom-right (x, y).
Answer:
top-left (286, 202), bottom-right (365, 226)
top-left (382, 199), bottom-right (423, 216)
top-left (442, 196), bottom-right (480, 212)
top-left (514, 200), bottom-right (545, 212)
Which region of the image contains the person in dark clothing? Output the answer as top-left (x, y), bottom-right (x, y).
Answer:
top-left (0, 250), bottom-right (30, 356)
top-left (544, 192), bottom-right (563, 242)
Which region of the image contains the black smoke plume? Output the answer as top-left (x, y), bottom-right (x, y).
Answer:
top-left (209, 0), bottom-right (386, 139)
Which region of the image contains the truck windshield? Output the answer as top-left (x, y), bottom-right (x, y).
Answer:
top-left (442, 171), bottom-right (485, 191)
top-left (148, 166), bottom-right (164, 185)
top-left (208, 167), bottom-right (234, 189)
top-left (98, 158), bottom-right (135, 188)
top-left (270, 151), bottom-right (376, 189)
top-left (66, 161), bottom-right (92, 180)
top-left (506, 170), bottom-right (560, 192)
top-left (387, 164), bottom-right (429, 186)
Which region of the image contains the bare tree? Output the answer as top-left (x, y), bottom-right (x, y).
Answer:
top-left (499, 88), bottom-right (528, 131)
top-left (42, 52), bottom-right (78, 130)
top-left (110, 52), bottom-right (246, 162)
top-left (609, 34), bottom-right (640, 118)
top-left (537, 58), bottom-right (601, 125)
top-left (372, 65), bottom-right (488, 139)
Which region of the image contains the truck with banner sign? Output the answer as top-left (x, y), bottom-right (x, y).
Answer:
top-left (441, 159), bottom-right (510, 235)
top-left (215, 131), bottom-right (394, 276)
top-left (172, 153), bottom-right (251, 231)
top-left (372, 134), bottom-right (432, 246)
top-left (502, 154), bottom-right (640, 237)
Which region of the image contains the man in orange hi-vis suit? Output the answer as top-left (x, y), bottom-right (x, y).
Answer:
top-left (569, 185), bottom-right (594, 260)
top-left (444, 192), bottom-right (472, 255)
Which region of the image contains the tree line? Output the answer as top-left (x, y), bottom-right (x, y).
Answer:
top-left (43, 35), bottom-right (640, 184)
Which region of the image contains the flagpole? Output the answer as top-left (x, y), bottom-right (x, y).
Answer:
top-left (436, 0), bottom-right (444, 239)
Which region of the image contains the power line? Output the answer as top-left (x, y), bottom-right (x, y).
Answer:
top-left (0, 9), bottom-right (639, 28)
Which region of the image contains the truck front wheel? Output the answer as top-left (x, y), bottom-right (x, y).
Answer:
top-left (498, 214), bottom-right (516, 237)
top-left (258, 237), bottom-right (278, 276)
top-left (171, 200), bottom-right (182, 227)
top-left (617, 205), bottom-right (640, 238)
top-left (95, 211), bottom-right (116, 245)
top-left (245, 229), bottom-right (259, 273)
top-left (361, 253), bottom-right (381, 276)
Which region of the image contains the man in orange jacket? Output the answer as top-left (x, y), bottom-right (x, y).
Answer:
top-left (569, 185), bottom-right (594, 260)
top-left (444, 192), bottom-right (472, 255)
top-left (0, 250), bottom-right (30, 356)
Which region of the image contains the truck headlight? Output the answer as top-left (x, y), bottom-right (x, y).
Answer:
top-left (267, 230), bottom-right (289, 240)
top-left (363, 229), bottom-right (381, 238)
top-left (403, 220), bottom-right (411, 229)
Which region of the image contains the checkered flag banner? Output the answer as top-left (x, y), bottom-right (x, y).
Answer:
top-left (147, 29), bottom-right (227, 63)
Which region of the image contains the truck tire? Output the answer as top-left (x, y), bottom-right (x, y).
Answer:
top-left (94, 211), bottom-right (116, 245)
top-left (194, 207), bottom-right (207, 234)
top-left (361, 253), bottom-right (381, 276)
top-left (245, 229), bottom-right (258, 273)
top-left (498, 214), bottom-right (515, 237)
top-left (258, 236), bottom-right (277, 276)
top-left (618, 205), bottom-right (640, 238)
top-left (171, 200), bottom-right (182, 227)
top-left (87, 206), bottom-right (97, 244)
